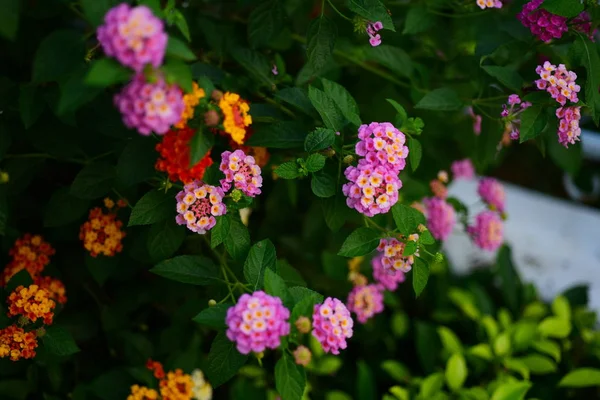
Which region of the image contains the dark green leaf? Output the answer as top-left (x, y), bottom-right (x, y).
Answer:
top-left (306, 154), bottom-right (326, 173)
top-left (5, 269), bottom-right (34, 294)
top-left (211, 214), bottom-right (231, 248)
top-left (348, 0), bottom-right (395, 31)
top-left (409, 138), bottom-right (422, 172)
top-left (403, 5), bottom-right (434, 34)
top-left (86, 254), bottom-right (118, 286)
top-left (247, 121), bottom-right (307, 148)
top-left (85, 59), bottom-right (132, 88)
top-left (548, 137), bottom-right (582, 175)
top-left (276, 88), bottom-right (318, 118)
top-left (541, 0), bottom-right (583, 17)
top-left (138, 0), bottom-right (163, 17)
top-left (248, 0), bottom-right (285, 48)
top-left (206, 332), bottom-right (248, 388)
top-left (230, 47), bottom-right (274, 88)
top-left (193, 304), bottom-right (231, 329)
top-left (311, 170), bottom-right (336, 198)
top-left (0, 0), bottom-right (19, 40)
top-left (415, 88), bottom-right (462, 111)
top-left (81, 0), bottom-right (110, 27)
top-left (356, 361), bottom-right (376, 400)
top-left (147, 218), bottom-right (186, 262)
top-left (519, 106), bottom-right (547, 143)
top-left (370, 45), bottom-right (413, 78)
top-left (264, 268), bottom-right (292, 307)
top-left (42, 326), bottom-right (80, 356)
top-left (44, 188), bottom-right (90, 227)
top-left (322, 193), bottom-right (349, 232)
top-left (275, 353), bottom-right (307, 400)
top-left (19, 84), bottom-right (45, 129)
top-left (189, 128), bottom-right (214, 166)
top-left (166, 36), bottom-right (196, 61)
top-left (173, 10), bottom-right (191, 41)
top-left (289, 286), bottom-right (324, 305)
top-left (338, 227), bottom-right (380, 257)
top-left (128, 190), bottom-right (175, 226)
top-left (482, 66), bottom-right (524, 92)
top-left (386, 99), bottom-right (408, 124)
top-left (150, 255), bottom-right (218, 285)
top-left (116, 137), bottom-right (157, 186)
top-left (33, 30), bottom-right (84, 83)
top-left (305, 127), bottom-right (336, 152)
top-left (224, 217), bottom-right (251, 261)
top-left (70, 162), bottom-right (115, 199)
top-left (163, 59), bottom-right (193, 92)
top-left (277, 259), bottom-right (306, 287)
top-left (58, 65), bottom-right (103, 115)
top-left (412, 258), bottom-right (430, 297)
top-left (495, 245), bottom-right (522, 314)
top-left (322, 78), bottom-right (361, 126)
top-left (392, 203), bottom-right (426, 235)
top-left (308, 86), bottom-right (345, 132)
top-left (275, 161), bottom-right (301, 179)
top-left (307, 16), bottom-right (337, 74)
top-left (571, 35), bottom-right (600, 124)
top-left (244, 239), bottom-right (277, 291)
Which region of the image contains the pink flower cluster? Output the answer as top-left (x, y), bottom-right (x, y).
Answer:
top-left (219, 150), bottom-right (263, 197)
top-left (501, 94), bottom-right (532, 141)
top-left (518, 0), bottom-right (595, 42)
top-left (468, 211), bottom-right (504, 251)
top-left (423, 197), bottom-right (456, 241)
top-left (343, 122), bottom-right (408, 217)
top-left (535, 62), bottom-right (580, 106)
top-left (556, 106), bottom-right (582, 148)
top-left (312, 297), bottom-right (353, 355)
top-left (175, 182), bottom-right (226, 234)
top-left (476, 0), bottom-right (502, 9)
top-left (347, 284), bottom-right (384, 324)
top-left (114, 74), bottom-right (184, 135)
top-left (366, 21), bottom-right (383, 47)
top-left (451, 159), bottom-right (475, 180)
top-left (372, 255), bottom-right (405, 291)
top-left (97, 4), bottom-right (167, 72)
top-left (225, 291), bottom-right (290, 354)
top-left (376, 237), bottom-right (416, 273)
top-left (466, 106), bottom-right (482, 136)
top-left (477, 178), bottom-right (505, 212)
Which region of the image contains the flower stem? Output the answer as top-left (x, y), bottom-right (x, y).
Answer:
top-left (327, 0), bottom-right (353, 22)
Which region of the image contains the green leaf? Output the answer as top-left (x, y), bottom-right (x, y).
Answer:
top-left (490, 382), bottom-right (531, 400)
top-left (571, 35), bottom-right (600, 123)
top-left (275, 161), bottom-right (301, 179)
top-left (247, 121), bottom-right (308, 148)
top-left (44, 188), bottom-right (90, 227)
top-left (189, 128), bottom-right (214, 166)
top-left (559, 368), bottom-right (600, 388)
top-left (418, 230), bottom-right (435, 245)
top-left (538, 316), bottom-right (572, 338)
top-left (224, 217), bottom-right (251, 261)
top-left (311, 170), bottom-right (336, 198)
top-left (58, 65), bottom-right (103, 115)
top-left (138, 0), bottom-right (163, 17)
top-left (415, 88), bottom-right (462, 111)
top-left (42, 326), bottom-right (80, 356)
top-left (357, 361), bottom-right (376, 400)
top-left (275, 353), bottom-right (307, 400)
top-left (193, 304), bottom-right (231, 329)
top-left (386, 99), bottom-right (408, 124)
top-left (0, 0), bottom-right (19, 40)
top-left (166, 36), bottom-right (196, 61)
top-left (290, 289), bottom-right (323, 330)
top-left (5, 269), bottom-right (34, 295)
top-left (412, 258), bottom-right (429, 297)
top-left (402, 241), bottom-right (417, 256)
top-left (264, 268), bottom-right (292, 308)
top-left (277, 259), bottom-right (306, 287)
top-left (244, 239), bottom-right (277, 291)
top-left (81, 0), bottom-right (110, 27)
top-left (172, 10), bottom-right (191, 41)
top-left (548, 137), bottom-right (582, 175)
top-left (503, 358), bottom-right (530, 380)
top-left (19, 84), bottom-right (45, 129)
top-left (437, 326), bottom-right (463, 354)
top-left (512, 321), bottom-right (538, 351)
top-left (551, 295), bottom-right (571, 320)
top-left (322, 78), bottom-right (361, 126)
top-left (163, 59), bottom-right (193, 92)
top-left (338, 227), bottom-right (380, 257)
top-left (248, 0), bottom-right (285, 48)
top-left (150, 255), bottom-right (218, 285)
top-left (276, 88), bottom-right (319, 118)
top-left (85, 59), bottom-right (132, 88)
top-left (33, 30), bottom-right (84, 83)
top-left (70, 162), bottom-right (115, 199)
top-left (305, 127), bottom-right (336, 152)
top-left (409, 138), bottom-right (422, 172)
top-left (469, 343), bottom-right (493, 360)
top-left (116, 137), bottom-right (157, 187)
top-left (147, 218), bottom-right (186, 262)
top-left (86, 254), bottom-right (117, 286)
top-left (370, 45), bottom-right (413, 79)
top-left (518, 354), bottom-right (557, 374)
top-left (493, 332), bottom-right (511, 357)
top-left (211, 214), bottom-right (231, 248)
top-left (230, 47), bottom-right (274, 88)
top-left (307, 16), bottom-right (337, 74)
top-left (481, 66), bottom-right (524, 92)
top-left (532, 340), bottom-right (561, 362)
top-left (403, 5), bottom-right (434, 34)
top-left (391, 203), bottom-right (426, 235)
top-left (445, 353), bottom-right (467, 392)
top-left (348, 0), bottom-right (395, 31)
top-left (306, 154), bottom-right (327, 173)
top-left (519, 106), bottom-right (547, 143)
top-left (322, 193), bottom-right (349, 232)
top-left (206, 332), bottom-right (248, 388)
top-left (541, 0), bottom-right (583, 17)
top-left (419, 372), bottom-right (444, 398)
top-left (381, 360), bottom-right (410, 382)
top-left (308, 86), bottom-right (345, 132)
top-left (128, 190), bottom-right (175, 226)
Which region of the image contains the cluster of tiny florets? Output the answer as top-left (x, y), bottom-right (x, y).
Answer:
top-left (79, 199), bottom-right (127, 257)
top-left (476, 0), bottom-right (502, 9)
top-left (7, 284), bottom-right (56, 325)
top-left (155, 126), bottom-right (213, 183)
top-left (175, 182), bottom-right (226, 234)
top-left (220, 150), bottom-right (263, 197)
top-left (477, 177), bottom-right (505, 212)
top-left (1, 234), bottom-right (55, 285)
top-left (501, 94), bottom-right (532, 141)
top-left (556, 106), bottom-right (582, 148)
top-left (175, 82), bottom-right (205, 129)
top-left (377, 237), bottom-right (417, 273)
top-left (518, 0), bottom-right (595, 42)
top-left (366, 21), bottom-right (383, 47)
top-left (312, 297), bottom-right (353, 355)
top-left (219, 92), bottom-right (252, 145)
top-left (535, 62), bottom-right (580, 106)
top-left (0, 326), bottom-right (38, 361)
top-left (468, 211), bottom-right (504, 251)
top-left (451, 159), bottom-right (475, 180)
top-left (371, 255), bottom-right (405, 292)
top-left (423, 197), bottom-right (456, 241)
top-left (346, 284), bottom-right (384, 324)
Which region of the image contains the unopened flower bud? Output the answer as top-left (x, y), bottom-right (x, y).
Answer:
top-left (204, 109), bottom-right (220, 126)
top-left (501, 211), bottom-right (508, 221)
top-left (417, 224), bottom-right (427, 233)
top-left (0, 171), bottom-right (9, 183)
top-left (239, 207), bottom-right (252, 226)
top-left (437, 170), bottom-right (449, 183)
top-left (35, 327), bottom-right (46, 338)
top-left (255, 351), bottom-right (265, 360)
top-left (230, 189), bottom-right (243, 202)
top-left (343, 155), bottom-right (355, 164)
top-left (434, 252), bottom-right (444, 263)
top-left (211, 89), bottom-right (223, 102)
top-left (208, 299), bottom-right (217, 307)
top-left (295, 316), bottom-right (311, 334)
top-left (17, 316), bottom-right (29, 327)
top-left (322, 148), bottom-right (336, 158)
top-left (293, 345), bottom-right (312, 366)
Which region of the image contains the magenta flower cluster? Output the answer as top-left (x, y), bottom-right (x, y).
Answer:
top-left (366, 21), bottom-right (383, 47)
top-left (343, 122), bottom-right (408, 217)
top-left (347, 284), bottom-right (384, 324)
top-left (371, 255), bottom-right (405, 291)
top-left (225, 291), bottom-right (290, 355)
top-left (376, 237), bottom-right (416, 273)
top-left (114, 74), bottom-right (184, 135)
top-left (501, 94), bottom-right (532, 141)
top-left (312, 297), bottom-right (353, 355)
top-left (219, 150), bottom-right (263, 197)
top-left (518, 0), bottom-right (595, 42)
top-left (478, 177), bottom-right (505, 212)
top-left (175, 181), bottom-right (226, 234)
top-left (556, 106), bottom-right (582, 148)
top-left (535, 62), bottom-right (580, 106)
top-left (423, 197), bottom-right (456, 241)
top-left (451, 159), bottom-right (475, 180)
top-left (97, 4), bottom-right (167, 72)
top-left (468, 211), bottom-right (504, 251)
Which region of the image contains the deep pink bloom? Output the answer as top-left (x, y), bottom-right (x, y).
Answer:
top-left (517, 0), bottom-right (568, 42)
top-left (347, 284), bottom-right (384, 324)
top-left (312, 298), bottom-right (353, 355)
top-left (219, 150), bottom-right (263, 197)
top-left (572, 12), bottom-right (597, 41)
top-left (556, 106), bottom-right (582, 148)
top-left (376, 237), bottom-right (417, 273)
top-left (366, 21), bottom-right (383, 47)
top-left (501, 94), bottom-right (532, 140)
top-left (372, 255), bottom-right (405, 291)
top-left (451, 159), bottom-right (475, 180)
top-left (355, 122), bottom-right (409, 172)
top-left (423, 197), bottom-right (456, 241)
top-left (477, 178), bottom-right (505, 212)
top-left (175, 181), bottom-right (226, 234)
top-left (97, 4), bottom-right (167, 71)
top-left (226, 291), bottom-right (290, 354)
top-left (468, 211), bottom-right (503, 251)
top-left (114, 74), bottom-right (184, 135)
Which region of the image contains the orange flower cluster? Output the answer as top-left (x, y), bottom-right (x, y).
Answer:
top-left (79, 198), bottom-right (127, 257)
top-left (218, 92), bottom-right (252, 145)
top-left (0, 325), bottom-right (38, 361)
top-left (34, 276), bottom-right (67, 305)
top-left (175, 82), bottom-right (205, 129)
top-left (127, 385), bottom-right (159, 400)
top-left (160, 369), bottom-right (194, 400)
top-left (7, 284), bottom-right (56, 325)
top-left (147, 358), bottom-right (166, 379)
top-left (1, 234), bottom-right (55, 285)
top-left (155, 126), bottom-right (213, 183)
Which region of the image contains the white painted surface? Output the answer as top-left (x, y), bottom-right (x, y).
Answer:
top-left (443, 179), bottom-right (600, 312)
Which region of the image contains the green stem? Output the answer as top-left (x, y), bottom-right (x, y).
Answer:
top-left (320, 0), bottom-right (326, 17)
top-left (327, 0), bottom-right (353, 21)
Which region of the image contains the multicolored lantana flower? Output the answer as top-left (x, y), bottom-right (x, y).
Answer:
top-left (114, 74), bottom-right (185, 135)
top-left (347, 284), bottom-right (384, 324)
top-left (160, 369), bottom-right (194, 399)
top-left (293, 345), bottom-right (312, 366)
top-left (225, 291), bottom-right (290, 354)
top-left (366, 21), bottom-right (383, 47)
top-left (0, 325), bottom-right (38, 361)
top-left (477, 177), bottom-right (505, 212)
top-left (79, 198), bottom-right (127, 257)
top-left (312, 297), bottom-right (353, 355)
top-left (127, 385), bottom-right (159, 400)
top-left (175, 82), bottom-right (205, 129)
top-left (355, 122), bottom-right (409, 172)
top-left (7, 284), bottom-right (56, 325)
top-left (535, 62), bottom-right (580, 106)
top-left (468, 211), bottom-right (504, 251)
top-left (376, 237), bottom-right (417, 273)
top-left (423, 197), bottom-right (456, 241)
top-left (1, 234), bottom-right (55, 285)
top-left (501, 94), bottom-right (532, 141)
top-left (97, 4), bottom-right (167, 72)
top-left (219, 92), bottom-right (252, 145)
top-left (175, 182), bottom-right (226, 234)
top-left (476, 0), bottom-right (502, 9)
top-left (191, 369), bottom-right (213, 400)
top-left (34, 276), bottom-right (67, 305)
top-left (556, 106), bottom-right (582, 148)
top-left (219, 150), bottom-right (263, 197)
top-left (155, 126), bottom-right (213, 183)
top-left (371, 255), bottom-right (405, 292)
top-left (451, 159), bottom-right (475, 180)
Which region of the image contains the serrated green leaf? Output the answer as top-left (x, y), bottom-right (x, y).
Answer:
top-left (224, 217), bottom-right (251, 261)
top-left (391, 203), bottom-right (426, 235)
top-left (275, 161), bottom-right (301, 179)
top-left (307, 16), bottom-right (337, 74)
top-left (244, 239), bottom-right (277, 291)
top-left (163, 59), bottom-right (193, 92)
top-left (412, 258), bottom-right (429, 297)
top-left (211, 214), bottom-right (231, 248)
top-left (193, 304), bottom-right (231, 329)
top-left (150, 255), bottom-right (218, 285)
top-left (311, 170), bottom-right (336, 198)
top-left (338, 227), bottom-right (380, 257)
top-left (322, 78), bottom-right (361, 126)
top-left (264, 268), bottom-right (292, 307)
top-left (275, 353), bottom-right (306, 400)
top-left (276, 87), bottom-right (319, 118)
top-left (248, 0), bottom-right (285, 48)
top-left (206, 332), bottom-right (248, 387)
top-left (348, 0), bottom-right (395, 31)
top-left (305, 127), bottom-right (336, 152)
top-left (128, 190), bottom-right (175, 226)
top-left (306, 154), bottom-right (326, 173)
top-left (308, 86), bottom-right (345, 132)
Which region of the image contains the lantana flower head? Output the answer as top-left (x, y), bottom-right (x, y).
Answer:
top-left (1, 234), bottom-right (55, 285)
top-left (97, 4), bottom-right (167, 71)
top-left (476, 0), bottom-right (502, 9)
top-left (34, 276), bottom-right (67, 305)
top-left (159, 369), bottom-right (193, 399)
top-left (423, 197), bottom-right (456, 241)
top-left (7, 284), bottom-right (56, 325)
top-left (535, 62), bottom-right (580, 106)
top-left (127, 385), bottom-right (159, 400)
top-left (175, 82), bottom-right (205, 129)
top-left (219, 92), bottom-right (252, 145)
top-left (191, 369), bottom-right (212, 400)
top-left (114, 74), bottom-right (185, 135)
top-left (366, 21), bottom-right (383, 47)
top-left (155, 126), bottom-right (213, 183)
top-left (175, 182), bottom-right (226, 234)
top-left (501, 94), bottom-right (532, 141)
top-left (430, 179), bottom-right (448, 199)
top-left (477, 177), bottom-right (505, 212)
top-left (468, 211), bottom-right (504, 251)
top-left (225, 291), bottom-right (290, 354)
top-left (219, 150), bottom-right (263, 197)
top-left (312, 297), bottom-right (353, 355)
top-left (377, 237), bottom-right (417, 273)
top-left (556, 106), bottom-right (582, 148)
top-left (451, 159), bottom-right (475, 180)
top-left (347, 284), bottom-right (384, 324)
top-left (355, 122), bottom-right (409, 172)
top-left (372, 255), bottom-right (405, 291)
top-left (79, 199), bottom-right (127, 257)
top-left (0, 325), bottom-right (38, 361)
top-left (518, 0), bottom-right (595, 42)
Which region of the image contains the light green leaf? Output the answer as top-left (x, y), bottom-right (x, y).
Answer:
top-left (438, 326), bottom-right (463, 354)
top-left (391, 203), bottom-right (426, 235)
top-left (493, 332), bottom-right (511, 357)
top-left (531, 340), bottom-right (561, 362)
top-left (381, 360), bottom-right (410, 382)
top-left (419, 372), bottom-right (444, 398)
top-left (337, 227), bottom-right (380, 257)
top-left (166, 36), bottom-right (196, 61)
top-left (538, 316), bottom-right (572, 338)
top-left (173, 10), bottom-right (191, 41)
top-left (150, 255), bottom-right (218, 285)
top-left (306, 154), bottom-right (326, 173)
top-left (415, 88), bottom-right (462, 111)
top-left (518, 354), bottom-right (557, 375)
top-left (445, 353), bottom-right (467, 392)
top-left (559, 368), bottom-right (600, 388)
top-left (264, 268), bottom-right (292, 307)
top-left (490, 381), bottom-right (531, 400)
top-left (551, 295), bottom-right (571, 320)
top-left (571, 35), bottom-right (600, 124)
top-left (275, 353), bottom-right (306, 400)
top-left (503, 358), bottom-right (530, 380)
top-left (469, 344), bottom-right (493, 360)
top-left (244, 239), bottom-right (277, 291)
top-left (275, 161), bottom-right (301, 179)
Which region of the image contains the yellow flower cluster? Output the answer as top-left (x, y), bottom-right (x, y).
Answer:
top-left (347, 256), bottom-right (367, 286)
top-left (160, 369), bottom-right (193, 400)
top-left (175, 82), bottom-right (205, 129)
top-left (0, 325), bottom-right (38, 361)
top-left (7, 284), bottom-right (56, 325)
top-left (79, 198), bottom-right (126, 257)
top-left (127, 385), bottom-right (159, 400)
top-left (218, 92), bottom-right (252, 145)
